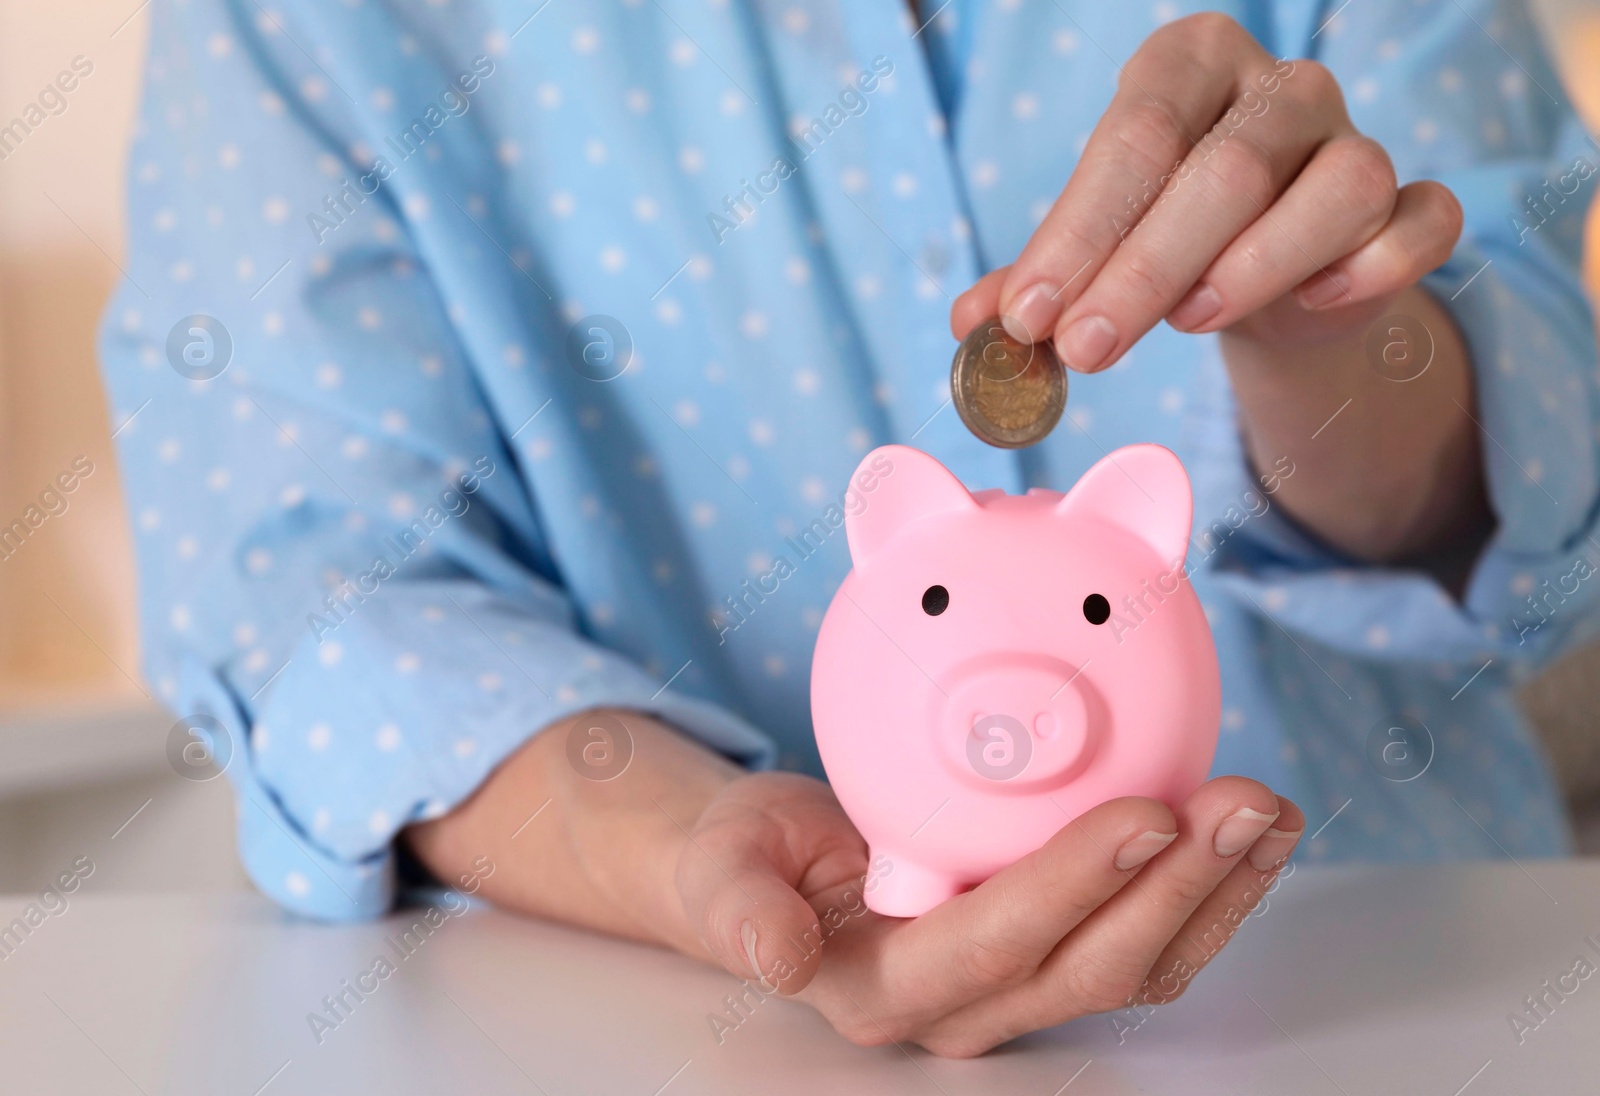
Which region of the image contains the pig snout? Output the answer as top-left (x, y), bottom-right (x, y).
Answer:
top-left (935, 654), bottom-right (1098, 792)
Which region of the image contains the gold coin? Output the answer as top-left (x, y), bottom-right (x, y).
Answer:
top-left (950, 318), bottom-right (1067, 449)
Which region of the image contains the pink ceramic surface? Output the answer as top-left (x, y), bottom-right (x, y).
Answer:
top-left (810, 444), bottom-right (1221, 917)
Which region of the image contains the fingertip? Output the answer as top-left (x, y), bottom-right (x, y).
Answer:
top-left (1053, 312), bottom-right (1121, 374)
top-left (1186, 775), bottom-right (1281, 823)
top-left (1411, 178), bottom-right (1464, 245)
top-left (702, 876), bottom-right (826, 997)
top-left (1270, 794), bottom-right (1305, 835)
top-left (951, 266), bottom-right (1011, 340)
top-left (1075, 794), bottom-right (1178, 843)
top-left (950, 299), bottom-right (982, 341)
top-left (1244, 794), bottom-right (1306, 873)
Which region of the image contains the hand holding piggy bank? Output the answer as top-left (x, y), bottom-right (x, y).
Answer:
top-left (811, 444), bottom-right (1220, 917)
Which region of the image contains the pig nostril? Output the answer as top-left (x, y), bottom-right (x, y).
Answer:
top-left (1034, 712), bottom-right (1057, 739)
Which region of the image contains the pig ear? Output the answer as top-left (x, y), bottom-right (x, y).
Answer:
top-left (1057, 444), bottom-right (1193, 564)
top-left (845, 445), bottom-right (975, 565)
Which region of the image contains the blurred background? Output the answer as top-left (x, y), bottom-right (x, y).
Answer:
top-left (1, 0), bottom-right (1598, 896)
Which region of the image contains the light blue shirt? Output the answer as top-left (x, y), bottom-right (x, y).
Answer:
top-left (101, 0), bottom-right (1600, 920)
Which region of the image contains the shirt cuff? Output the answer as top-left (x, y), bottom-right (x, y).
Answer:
top-left (182, 580), bottom-right (776, 921)
top-left (1190, 239), bottom-right (1600, 669)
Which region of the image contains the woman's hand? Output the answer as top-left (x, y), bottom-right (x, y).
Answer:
top-left (953, 11), bottom-right (1460, 364)
top-left (679, 770), bottom-right (1301, 1058)
top-left (953, 12), bottom-right (1486, 572)
top-left (409, 710), bottom-right (1302, 1058)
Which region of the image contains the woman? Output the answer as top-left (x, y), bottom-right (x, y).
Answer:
top-left (101, 0), bottom-right (1597, 1056)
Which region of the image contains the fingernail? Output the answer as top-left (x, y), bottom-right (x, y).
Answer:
top-left (1213, 807), bottom-right (1279, 859)
top-left (1001, 282), bottom-right (1062, 344)
top-left (1247, 827), bottom-right (1304, 873)
top-left (740, 920), bottom-right (765, 983)
top-left (1057, 314), bottom-right (1118, 372)
top-left (1114, 830), bottom-right (1178, 870)
top-left (1168, 283), bottom-right (1223, 331)
top-left (1295, 270), bottom-right (1349, 309)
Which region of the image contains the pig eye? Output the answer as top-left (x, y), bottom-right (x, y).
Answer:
top-left (1083, 594), bottom-right (1111, 625)
top-left (921, 585), bottom-right (949, 616)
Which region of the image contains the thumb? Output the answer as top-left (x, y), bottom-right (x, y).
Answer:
top-left (675, 776), bottom-right (858, 996)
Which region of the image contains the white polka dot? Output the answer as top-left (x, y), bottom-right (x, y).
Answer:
top-left (307, 724), bottom-right (331, 751)
top-left (376, 723), bottom-right (401, 751)
top-left (285, 871), bottom-right (310, 897)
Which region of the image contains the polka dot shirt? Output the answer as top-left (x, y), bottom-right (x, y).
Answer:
top-left (100, 0), bottom-right (1599, 920)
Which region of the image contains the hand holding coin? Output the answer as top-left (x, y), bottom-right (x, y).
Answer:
top-left (950, 318), bottom-right (1068, 449)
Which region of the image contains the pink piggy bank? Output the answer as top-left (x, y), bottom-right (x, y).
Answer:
top-left (811, 443), bottom-right (1220, 917)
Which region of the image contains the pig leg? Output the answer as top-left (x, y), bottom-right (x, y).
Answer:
top-left (863, 850), bottom-right (967, 918)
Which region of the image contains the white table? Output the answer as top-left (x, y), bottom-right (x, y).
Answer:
top-left (1, 861), bottom-right (1597, 1094)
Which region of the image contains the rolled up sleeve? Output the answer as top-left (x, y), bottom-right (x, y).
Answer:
top-left (1196, 0), bottom-right (1600, 669)
top-left (99, 1), bottom-right (772, 921)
